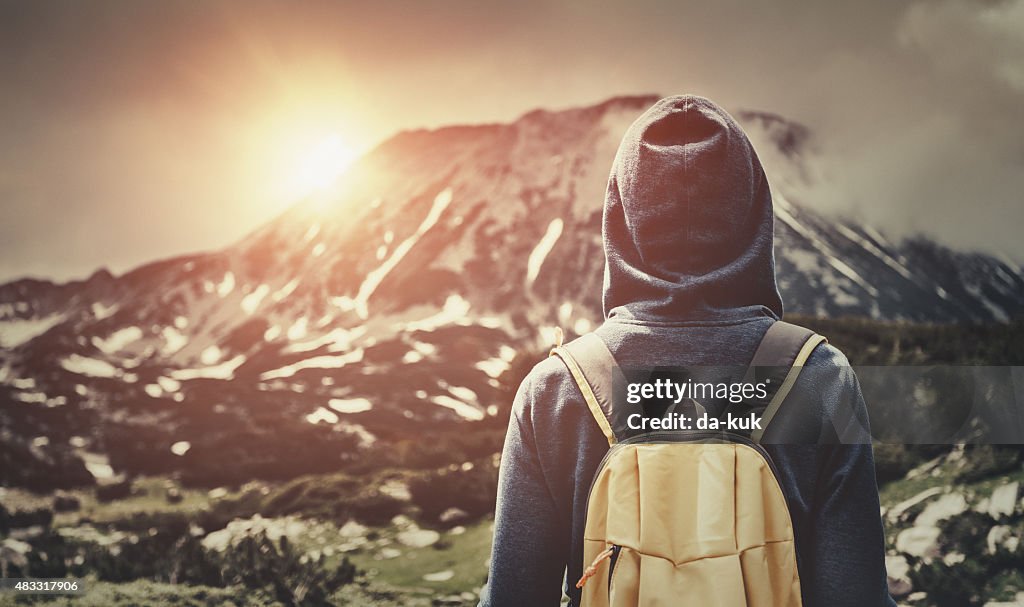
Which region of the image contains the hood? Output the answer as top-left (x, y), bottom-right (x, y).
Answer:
top-left (602, 95), bottom-right (784, 323)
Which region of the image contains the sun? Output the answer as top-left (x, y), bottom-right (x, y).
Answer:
top-left (284, 134), bottom-right (358, 201)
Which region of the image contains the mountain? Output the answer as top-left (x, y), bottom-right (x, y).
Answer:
top-left (2, 95), bottom-right (1024, 489)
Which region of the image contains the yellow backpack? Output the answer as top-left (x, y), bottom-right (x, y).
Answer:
top-left (551, 321), bottom-right (826, 607)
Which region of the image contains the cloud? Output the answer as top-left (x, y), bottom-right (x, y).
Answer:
top-left (781, 0), bottom-right (1024, 260)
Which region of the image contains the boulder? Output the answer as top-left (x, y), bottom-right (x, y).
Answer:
top-left (896, 526), bottom-right (941, 559)
top-left (987, 481), bottom-right (1019, 518)
top-left (885, 554), bottom-right (912, 597)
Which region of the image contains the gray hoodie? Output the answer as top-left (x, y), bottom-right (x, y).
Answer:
top-left (479, 96), bottom-right (894, 607)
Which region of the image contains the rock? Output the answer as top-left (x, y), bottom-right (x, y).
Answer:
top-left (986, 525), bottom-right (1020, 554)
top-left (339, 519), bottom-right (368, 538)
top-left (888, 487), bottom-right (944, 522)
top-left (916, 492), bottom-right (967, 527)
top-left (896, 526), bottom-right (941, 559)
top-left (885, 555), bottom-right (912, 597)
top-left (398, 527), bottom-right (441, 548)
top-left (423, 570), bottom-right (455, 582)
top-left (988, 481), bottom-right (1019, 518)
top-left (379, 479), bottom-right (412, 501)
top-left (0, 538), bottom-right (30, 568)
top-left (439, 507), bottom-right (469, 525)
top-left (905, 455), bottom-right (945, 480)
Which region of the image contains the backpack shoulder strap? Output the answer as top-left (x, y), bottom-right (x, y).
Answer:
top-left (550, 333), bottom-right (619, 446)
top-left (748, 321), bottom-right (827, 443)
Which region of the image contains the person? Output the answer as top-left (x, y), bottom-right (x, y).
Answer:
top-left (478, 95), bottom-right (895, 606)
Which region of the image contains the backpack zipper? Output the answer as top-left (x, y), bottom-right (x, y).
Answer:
top-left (606, 544), bottom-right (622, 593)
top-left (575, 545), bottom-right (617, 588)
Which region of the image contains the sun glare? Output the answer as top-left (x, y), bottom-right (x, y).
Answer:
top-left (284, 134), bottom-right (358, 201)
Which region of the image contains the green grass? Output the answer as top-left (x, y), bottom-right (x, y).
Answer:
top-left (347, 518), bottom-right (493, 597)
top-left (1, 477), bottom-right (229, 527)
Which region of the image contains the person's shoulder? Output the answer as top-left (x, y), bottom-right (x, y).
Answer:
top-left (525, 353), bottom-right (575, 386)
top-left (512, 353), bottom-right (578, 414)
top-left (804, 340), bottom-right (852, 369)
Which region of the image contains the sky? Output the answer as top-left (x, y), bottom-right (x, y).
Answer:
top-left (1, 0), bottom-right (1023, 282)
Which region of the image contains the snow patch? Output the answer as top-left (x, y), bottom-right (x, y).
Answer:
top-left (526, 218), bottom-right (564, 287)
top-left (81, 452), bottom-right (115, 480)
top-left (11, 377), bottom-right (35, 390)
top-left (157, 376), bottom-right (181, 392)
top-left (171, 441), bottom-right (191, 456)
top-left (161, 326), bottom-right (188, 356)
top-left (352, 187), bottom-right (453, 319)
top-left (61, 355), bottom-right (119, 378)
top-left (403, 295), bottom-right (470, 332)
top-left (92, 302), bottom-right (118, 320)
top-left (285, 327), bottom-right (365, 354)
top-left (328, 398), bottom-right (373, 413)
top-left (448, 385), bottom-right (478, 403)
top-left (273, 279), bottom-right (300, 302)
top-left (0, 315), bottom-right (63, 348)
top-left (259, 349), bottom-right (364, 380)
top-left (169, 355), bottom-right (246, 381)
top-left (15, 391), bottom-right (48, 404)
top-left (827, 257), bottom-right (880, 298)
top-left (305, 407), bottom-right (339, 425)
top-left (216, 272), bottom-right (235, 297)
top-left (241, 284), bottom-right (270, 315)
top-left (304, 223), bottom-right (320, 242)
top-left (836, 224), bottom-right (914, 281)
top-left (431, 395), bottom-right (484, 421)
top-left (287, 317), bottom-right (309, 341)
top-left (92, 326), bottom-right (143, 354)
top-left (200, 345), bottom-right (223, 365)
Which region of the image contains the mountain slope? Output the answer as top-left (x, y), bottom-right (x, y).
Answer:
top-left (2, 95), bottom-right (1023, 488)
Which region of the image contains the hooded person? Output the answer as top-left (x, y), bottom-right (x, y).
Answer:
top-left (478, 95), bottom-right (894, 607)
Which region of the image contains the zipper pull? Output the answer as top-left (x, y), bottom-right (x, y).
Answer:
top-left (575, 546), bottom-right (616, 588)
